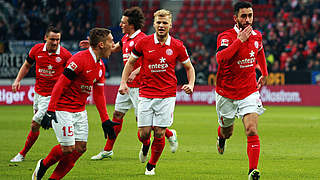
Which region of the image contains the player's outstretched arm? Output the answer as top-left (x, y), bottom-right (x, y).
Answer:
top-left (216, 26), bottom-right (252, 64)
top-left (79, 40), bottom-right (89, 49)
top-left (42, 74), bottom-right (71, 129)
top-left (79, 40), bottom-right (121, 53)
top-left (257, 47), bottom-right (268, 90)
top-left (12, 60), bottom-right (32, 92)
top-left (93, 84), bottom-right (120, 139)
top-left (128, 66), bottom-right (141, 82)
top-left (119, 55), bottom-right (137, 95)
top-left (181, 61), bottom-right (195, 94)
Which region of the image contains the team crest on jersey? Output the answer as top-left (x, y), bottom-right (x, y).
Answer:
top-left (254, 41), bottom-right (259, 49)
top-left (166, 49), bottom-right (173, 56)
top-left (67, 62), bottom-right (77, 71)
top-left (129, 41), bottom-right (134, 47)
top-left (55, 57), bottom-right (62, 63)
top-left (221, 39), bottom-right (229, 46)
top-left (99, 69), bottom-right (102, 77)
top-left (93, 78), bottom-right (96, 83)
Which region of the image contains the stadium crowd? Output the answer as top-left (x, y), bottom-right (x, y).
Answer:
top-left (1, 0), bottom-right (97, 40)
top-left (1, 0), bottom-right (320, 76)
top-left (183, 0), bottom-right (320, 77)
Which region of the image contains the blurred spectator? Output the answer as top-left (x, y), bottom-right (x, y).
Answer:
top-left (2, 0), bottom-right (98, 41)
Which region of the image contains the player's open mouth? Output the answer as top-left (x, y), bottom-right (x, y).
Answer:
top-left (158, 29), bottom-right (165, 33)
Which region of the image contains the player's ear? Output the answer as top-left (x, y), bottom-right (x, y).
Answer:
top-left (98, 41), bottom-right (104, 49)
top-left (44, 35), bottom-right (47, 41)
top-left (233, 15), bottom-right (237, 23)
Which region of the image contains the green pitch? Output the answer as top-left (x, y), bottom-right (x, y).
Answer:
top-left (1, 105), bottom-right (320, 179)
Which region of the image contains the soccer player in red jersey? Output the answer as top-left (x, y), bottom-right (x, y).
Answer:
top-left (32, 28), bottom-right (118, 180)
top-left (10, 26), bottom-right (72, 163)
top-left (119, 9), bottom-right (195, 175)
top-left (215, 1), bottom-right (268, 179)
top-left (88, 7), bottom-right (179, 161)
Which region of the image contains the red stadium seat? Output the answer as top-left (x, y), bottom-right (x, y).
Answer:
top-left (152, 0), bottom-right (160, 8)
top-left (183, 0), bottom-right (191, 7)
top-left (193, 0), bottom-right (201, 7)
top-left (122, 0), bottom-right (127, 10)
top-left (185, 19), bottom-right (194, 28)
top-left (204, 0), bottom-right (212, 7)
top-left (186, 12), bottom-right (196, 19)
top-left (196, 11), bottom-right (205, 19)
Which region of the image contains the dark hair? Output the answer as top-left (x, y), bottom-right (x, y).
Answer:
top-left (234, 1), bottom-right (253, 16)
top-left (45, 25), bottom-right (61, 36)
top-left (89, 27), bottom-right (111, 48)
top-left (123, 7), bottom-right (145, 30)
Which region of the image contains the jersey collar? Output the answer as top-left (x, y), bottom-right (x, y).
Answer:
top-left (89, 47), bottom-right (98, 63)
top-left (153, 33), bottom-right (171, 46)
top-left (233, 24), bottom-right (257, 35)
top-left (43, 43), bottom-right (61, 55)
top-left (129, 29), bottom-right (141, 39)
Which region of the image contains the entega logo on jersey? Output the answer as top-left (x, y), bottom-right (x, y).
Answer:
top-left (237, 50), bottom-right (255, 68)
top-left (38, 65), bottom-right (56, 76)
top-left (80, 85), bottom-right (92, 94)
top-left (148, 57), bottom-right (168, 72)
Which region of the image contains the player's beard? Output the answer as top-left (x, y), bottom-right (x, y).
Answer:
top-left (47, 44), bottom-right (58, 53)
top-left (237, 21), bottom-right (251, 30)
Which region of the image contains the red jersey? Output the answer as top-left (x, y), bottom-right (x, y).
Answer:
top-left (216, 25), bottom-right (268, 100)
top-left (55, 48), bottom-right (105, 112)
top-left (27, 43), bottom-right (71, 96)
top-left (120, 30), bottom-right (146, 88)
top-left (132, 34), bottom-right (190, 98)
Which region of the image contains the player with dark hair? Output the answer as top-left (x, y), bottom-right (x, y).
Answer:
top-left (215, 1), bottom-right (268, 179)
top-left (32, 27), bottom-right (118, 180)
top-left (87, 7), bottom-right (178, 161)
top-left (10, 25), bottom-right (72, 163)
top-left (119, 9), bottom-right (195, 175)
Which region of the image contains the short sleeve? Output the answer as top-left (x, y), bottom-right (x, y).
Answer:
top-left (95, 61), bottom-right (106, 86)
top-left (216, 33), bottom-right (232, 52)
top-left (27, 46), bottom-right (36, 64)
top-left (177, 43), bottom-right (190, 64)
top-left (131, 38), bottom-right (144, 58)
top-left (65, 57), bottom-right (82, 75)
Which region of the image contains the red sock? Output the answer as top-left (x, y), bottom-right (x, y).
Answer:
top-left (50, 150), bottom-right (83, 179)
top-left (247, 135), bottom-right (260, 170)
top-left (104, 118), bottom-right (123, 151)
top-left (149, 136), bottom-right (165, 165)
top-left (137, 131), bottom-right (150, 146)
top-left (217, 126), bottom-right (223, 138)
top-left (165, 128), bottom-right (173, 138)
top-left (42, 144), bottom-right (64, 168)
top-left (20, 130), bottom-right (40, 157)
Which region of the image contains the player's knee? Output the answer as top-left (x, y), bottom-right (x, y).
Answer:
top-left (221, 126), bottom-right (233, 139)
top-left (31, 121), bottom-right (40, 132)
top-left (245, 126), bottom-right (258, 136)
top-left (113, 111), bottom-right (125, 119)
top-left (76, 146), bottom-right (87, 153)
top-left (140, 132), bottom-right (150, 140)
top-left (224, 132), bottom-right (233, 139)
top-left (153, 128), bottom-right (165, 138)
top-left (61, 146), bottom-right (75, 154)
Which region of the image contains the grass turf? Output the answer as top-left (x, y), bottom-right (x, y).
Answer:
top-left (1, 105), bottom-right (320, 179)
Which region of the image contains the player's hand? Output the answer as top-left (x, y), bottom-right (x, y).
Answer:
top-left (128, 72), bottom-right (137, 82)
top-left (181, 84), bottom-right (194, 94)
top-left (12, 81), bottom-right (21, 93)
top-left (79, 40), bottom-right (89, 49)
top-left (41, 111), bottom-right (57, 130)
top-left (257, 75), bottom-right (267, 90)
top-left (237, 25), bottom-right (252, 42)
top-left (119, 81), bottom-right (129, 95)
top-left (101, 119), bottom-right (120, 139)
